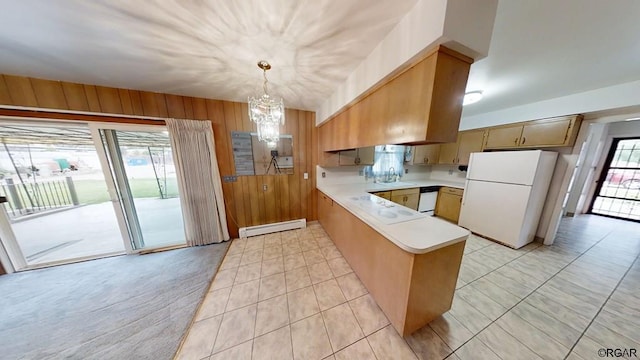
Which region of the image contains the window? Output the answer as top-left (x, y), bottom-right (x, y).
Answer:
top-left (365, 145), bottom-right (406, 181)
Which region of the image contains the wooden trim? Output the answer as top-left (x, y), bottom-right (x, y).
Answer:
top-left (0, 73), bottom-right (318, 239)
top-left (0, 107), bottom-right (164, 125)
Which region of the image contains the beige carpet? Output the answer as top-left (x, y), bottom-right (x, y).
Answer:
top-left (0, 243), bottom-right (229, 360)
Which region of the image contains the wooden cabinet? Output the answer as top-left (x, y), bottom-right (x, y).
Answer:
top-left (319, 151), bottom-right (340, 167)
top-left (317, 190), bottom-right (465, 336)
top-left (435, 187), bottom-right (464, 223)
top-left (408, 145), bottom-right (440, 165)
top-left (371, 191), bottom-right (391, 200)
top-left (520, 117), bottom-right (573, 147)
top-left (319, 46), bottom-right (473, 151)
top-left (484, 115), bottom-right (582, 150)
top-left (339, 147), bottom-right (375, 166)
top-left (438, 130), bottom-right (485, 165)
top-left (319, 147), bottom-right (374, 167)
top-left (484, 125), bottom-right (523, 149)
top-left (318, 192), bottom-right (338, 237)
top-left (390, 188), bottom-right (420, 210)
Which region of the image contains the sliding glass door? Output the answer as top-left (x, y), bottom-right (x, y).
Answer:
top-left (0, 122), bottom-right (125, 266)
top-left (0, 120), bottom-right (186, 270)
top-left (94, 126), bottom-right (185, 250)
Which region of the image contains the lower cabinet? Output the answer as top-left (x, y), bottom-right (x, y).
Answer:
top-left (390, 188), bottom-right (419, 210)
top-left (434, 187), bottom-right (464, 223)
top-left (370, 191), bottom-right (391, 200)
top-left (317, 190), bottom-right (465, 336)
top-left (372, 188), bottom-right (419, 210)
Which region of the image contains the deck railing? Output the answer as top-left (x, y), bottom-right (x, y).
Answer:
top-left (0, 177), bottom-right (79, 219)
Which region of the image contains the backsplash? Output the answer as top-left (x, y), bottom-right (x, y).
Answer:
top-left (428, 164), bottom-right (468, 182)
top-left (317, 164), bottom-right (431, 186)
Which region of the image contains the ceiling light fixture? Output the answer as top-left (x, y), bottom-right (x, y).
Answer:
top-left (248, 60), bottom-right (285, 148)
top-left (463, 91), bottom-right (483, 106)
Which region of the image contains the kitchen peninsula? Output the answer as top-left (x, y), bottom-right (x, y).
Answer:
top-left (317, 180), bottom-right (469, 336)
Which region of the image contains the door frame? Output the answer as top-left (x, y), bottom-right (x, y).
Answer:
top-left (588, 136), bottom-right (640, 222)
top-left (0, 119), bottom-right (171, 271)
top-left (88, 122), bottom-right (182, 253)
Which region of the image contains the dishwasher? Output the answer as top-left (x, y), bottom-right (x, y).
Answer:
top-left (418, 186), bottom-right (440, 216)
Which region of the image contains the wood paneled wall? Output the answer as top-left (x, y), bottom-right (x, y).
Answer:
top-left (0, 74), bottom-right (318, 238)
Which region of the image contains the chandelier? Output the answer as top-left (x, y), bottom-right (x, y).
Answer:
top-left (248, 60), bottom-right (285, 148)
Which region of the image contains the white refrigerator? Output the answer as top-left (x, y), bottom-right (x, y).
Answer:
top-left (458, 150), bottom-right (557, 249)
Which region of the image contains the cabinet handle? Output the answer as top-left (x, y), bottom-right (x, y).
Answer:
top-left (514, 137), bottom-right (518, 144)
top-left (521, 137), bottom-right (526, 145)
top-left (424, 157), bottom-right (428, 163)
top-left (355, 157), bottom-right (361, 165)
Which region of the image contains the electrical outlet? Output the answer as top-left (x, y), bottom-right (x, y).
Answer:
top-left (303, 172), bottom-right (309, 179)
top-left (262, 184), bottom-right (267, 191)
top-left (404, 169), bottom-right (409, 174)
top-left (322, 172), bottom-right (326, 178)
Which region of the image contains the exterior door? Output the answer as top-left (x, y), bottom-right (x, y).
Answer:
top-left (92, 124), bottom-right (186, 251)
top-left (589, 137), bottom-right (640, 221)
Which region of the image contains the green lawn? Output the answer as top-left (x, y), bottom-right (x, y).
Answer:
top-left (2, 178), bottom-right (180, 211)
top-left (74, 178), bottom-right (180, 204)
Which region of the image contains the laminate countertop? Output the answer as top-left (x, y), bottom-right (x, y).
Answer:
top-left (317, 180), bottom-right (469, 254)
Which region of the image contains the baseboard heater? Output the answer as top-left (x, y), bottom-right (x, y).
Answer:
top-left (238, 219), bottom-right (306, 238)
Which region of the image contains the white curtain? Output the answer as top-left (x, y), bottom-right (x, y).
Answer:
top-left (165, 118), bottom-right (230, 246)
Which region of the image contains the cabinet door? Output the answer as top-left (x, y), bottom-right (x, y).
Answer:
top-left (435, 191), bottom-right (462, 223)
top-left (405, 193), bottom-right (419, 210)
top-left (390, 194), bottom-right (406, 206)
top-left (520, 117), bottom-right (572, 147)
top-left (438, 141), bottom-right (459, 165)
top-left (318, 192), bottom-right (341, 240)
top-left (320, 151), bottom-right (340, 167)
top-left (372, 191), bottom-right (391, 200)
top-left (412, 145), bottom-right (440, 165)
top-left (357, 146), bottom-right (375, 165)
top-left (338, 149), bottom-right (357, 166)
top-left (318, 192), bottom-right (333, 228)
top-left (456, 130), bottom-right (485, 165)
top-left (485, 126), bottom-right (523, 149)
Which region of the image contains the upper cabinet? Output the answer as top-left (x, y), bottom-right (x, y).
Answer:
top-left (438, 130), bottom-right (486, 165)
top-left (407, 144), bottom-right (440, 165)
top-left (319, 146), bottom-right (375, 167)
top-left (338, 147), bottom-right (375, 166)
top-left (319, 46), bottom-right (473, 152)
top-left (484, 115), bottom-right (583, 150)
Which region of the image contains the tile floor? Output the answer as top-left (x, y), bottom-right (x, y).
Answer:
top-left (177, 215), bottom-right (640, 360)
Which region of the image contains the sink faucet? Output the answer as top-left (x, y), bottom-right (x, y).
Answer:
top-left (388, 167), bottom-right (395, 182)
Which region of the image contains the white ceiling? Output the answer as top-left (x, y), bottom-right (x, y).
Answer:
top-left (0, 0), bottom-right (417, 111)
top-left (462, 0), bottom-right (640, 117)
top-left (0, 0), bottom-right (639, 119)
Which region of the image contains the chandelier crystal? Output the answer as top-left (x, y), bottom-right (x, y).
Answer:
top-left (248, 60), bottom-right (285, 148)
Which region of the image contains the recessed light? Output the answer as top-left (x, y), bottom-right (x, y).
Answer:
top-left (463, 91), bottom-right (483, 106)
top-left (625, 117), bottom-right (640, 121)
